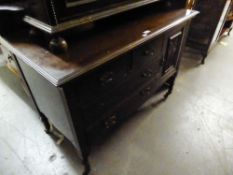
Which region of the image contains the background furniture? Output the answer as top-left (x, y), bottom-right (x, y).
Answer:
top-left (219, 3), bottom-right (233, 37)
top-left (187, 0), bottom-right (232, 64)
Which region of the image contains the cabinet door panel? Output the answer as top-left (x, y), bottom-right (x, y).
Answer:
top-left (163, 29), bottom-right (184, 73)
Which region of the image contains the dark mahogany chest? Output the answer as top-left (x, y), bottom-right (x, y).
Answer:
top-left (0, 4), bottom-right (198, 175)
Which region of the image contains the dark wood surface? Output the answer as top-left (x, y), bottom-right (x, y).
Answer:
top-left (23, 0), bottom-right (187, 32)
top-left (0, 5), bottom-right (198, 174)
top-left (0, 9), bottom-right (198, 86)
top-left (62, 20), bottom-right (190, 139)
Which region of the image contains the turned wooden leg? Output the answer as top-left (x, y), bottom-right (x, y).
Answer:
top-left (201, 53), bottom-right (207, 65)
top-left (164, 75), bottom-right (176, 100)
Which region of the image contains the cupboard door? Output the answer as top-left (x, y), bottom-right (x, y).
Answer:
top-left (163, 29), bottom-right (184, 73)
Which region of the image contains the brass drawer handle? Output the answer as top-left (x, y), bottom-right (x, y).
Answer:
top-left (140, 86), bottom-right (152, 96)
top-left (105, 115), bottom-right (117, 129)
top-left (100, 71), bottom-right (113, 86)
top-left (143, 49), bottom-right (155, 56)
top-left (141, 69), bottom-right (153, 78)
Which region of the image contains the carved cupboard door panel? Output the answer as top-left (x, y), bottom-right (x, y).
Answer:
top-left (163, 29), bottom-right (184, 74)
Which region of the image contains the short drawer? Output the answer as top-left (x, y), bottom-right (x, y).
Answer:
top-left (127, 59), bottom-right (162, 91)
top-left (64, 53), bottom-right (133, 104)
top-left (132, 35), bottom-right (164, 70)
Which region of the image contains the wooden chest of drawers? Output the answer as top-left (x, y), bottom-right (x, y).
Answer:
top-left (0, 9), bottom-right (198, 175)
top-left (63, 27), bottom-right (185, 139)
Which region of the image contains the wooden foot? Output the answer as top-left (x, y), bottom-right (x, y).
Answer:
top-left (82, 156), bottom-right (91, 175)
top-left (49, 37), bottom-right (68, 54)
top-left (164, 76), bottom-right (176, 100)
top-left (201, 54), bottom-right (207, 65)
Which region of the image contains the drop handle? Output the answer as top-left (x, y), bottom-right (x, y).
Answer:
top-left (105, 115), bottom-right (117, 129)
top-left (140, 86), bottom-right (152, 96)
top-left (141, 69), bottom-right (153, 78)
top-left (144, 49), bottom-right (155, 56)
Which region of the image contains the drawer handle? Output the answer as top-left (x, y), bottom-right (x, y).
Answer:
top-left (141, 69), bottom-right (153, 78)
top-left (100, 71), bottom-right (113, 86)
top-left (140, 86), bottom-right (152, 96)
top-left (144, 49), bottom-right (155, 56)
top-left (105, 115), bottom-right (117, 129)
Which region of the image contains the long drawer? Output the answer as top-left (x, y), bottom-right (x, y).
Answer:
top-left (132, 35), bottom-right (164, 71)
top-left (87, 73), bottom-right (166, 142)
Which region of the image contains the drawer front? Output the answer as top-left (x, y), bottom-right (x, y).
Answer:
top-left (73, 85), bottom-right (128, 126)
top-left (87, 76), bottom-right (160, 141)
top-left (133, 35), bottom-right (164, 71)
top-left (65, 53), bottom-right (132, 104)
top-left (127, 60), bottom-right (162, 91)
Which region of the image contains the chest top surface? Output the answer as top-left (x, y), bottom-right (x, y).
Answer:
top-left (0, 9), bottom-right (198, 86)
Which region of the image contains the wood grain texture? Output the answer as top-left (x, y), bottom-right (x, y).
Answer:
top-left (0, 9), bottom-right (198, 86)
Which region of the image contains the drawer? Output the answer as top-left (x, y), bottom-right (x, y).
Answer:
top-left (87, 76), bottom-right (160, 140)
top-left (64, 53), bottom-right (133, 104)
top-left (127, 59), bottom-right (162, 91)
top-left (76, 90), bottom-right (125, 126)
top-left (132, 35), bottom-right (164, 70)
